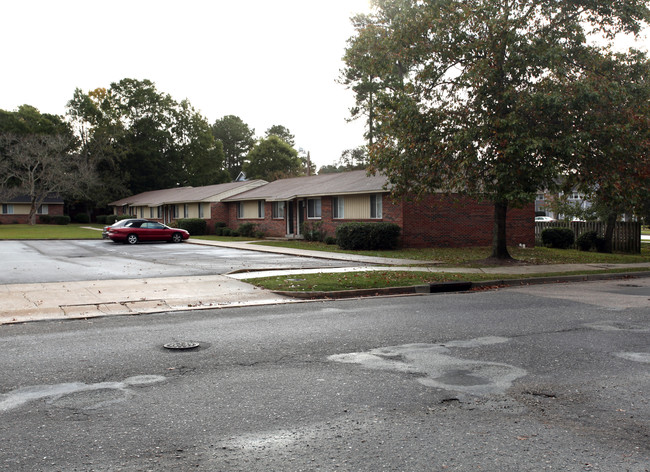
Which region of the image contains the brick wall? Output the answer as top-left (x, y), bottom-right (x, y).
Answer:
top-left (226, 202), bottom-right (287, 236)
top-left (318, 194), bottom-right (402, 239)
top-left (401, 194), bottom-right (535, 248)
top-left (208, 202), bottom-right (230, 234)
top-left (221, 194), bottom-right (534, 248)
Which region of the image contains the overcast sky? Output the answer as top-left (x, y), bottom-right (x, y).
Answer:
top-left (0, 0), bottom-right (371, 169)
top-left (2, 1), bottom-right (648, 171)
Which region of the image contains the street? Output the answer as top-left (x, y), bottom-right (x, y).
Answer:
top-left (1, 279), bottom-right (649, 471)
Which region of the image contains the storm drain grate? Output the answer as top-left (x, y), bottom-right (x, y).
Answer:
top-left (163, 342), bottom-right (200, 350)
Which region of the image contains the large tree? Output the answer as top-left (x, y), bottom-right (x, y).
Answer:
top-left (342, 0), bottom-right (650, 259)
top-left (67, 79), bottom-right (227, 200)
top-left (211, 115), bottom-right (256, 180)
top-left (243, 136), bottom-right (302, 181)
top-left (265, 124), bottom-right (296, 147)
top-left (0, 106), bottom-right (95, 224)
top-left (567, 51), bottom-right (650, 251)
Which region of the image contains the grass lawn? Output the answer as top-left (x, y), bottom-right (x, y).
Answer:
top-left (248, 267), bottom-right (650, 292)
top-left (0, 224), bottom-right (104, 239)
top-left (252, 240), bottom-right (650, 265)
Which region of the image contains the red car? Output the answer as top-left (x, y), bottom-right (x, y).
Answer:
top-left (107, 219), bottom-right (190, 244)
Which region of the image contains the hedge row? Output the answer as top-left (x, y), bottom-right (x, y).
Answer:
top-left (335, 222), bottom-right (401, 250)
top-left (174, 218), bottom-right (207, 235)
top-left (39, 215), bottom-right (71, 225)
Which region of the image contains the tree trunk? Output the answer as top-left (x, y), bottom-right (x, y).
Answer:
top-left (28, 198), bottom-right (37, 226)
top-left (603, 211), bottom-right (617, 253)
top-left (490, 199), bottom-right (512, 260)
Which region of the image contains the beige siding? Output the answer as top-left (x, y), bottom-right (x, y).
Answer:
top-left (186, 203), bottom-right (200, 218)
top-left (343, 195), bottom-right (370, 219)
top-left (242, 201), bottom-right (262, 218)
top-left (12, 204), bottom-right (32, 215)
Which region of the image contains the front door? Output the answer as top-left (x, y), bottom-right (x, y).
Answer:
top-left (298, 200), bottom-right (305, 235)
top-left (287, 201), bottom-right (295, 235)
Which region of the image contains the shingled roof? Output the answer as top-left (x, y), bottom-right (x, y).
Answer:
top-left (2, 194), bottom-right (64, 204)
top-left (109, 180), bottom-right (266, 207)
top-left (223, 170), bottom-right (390, 202)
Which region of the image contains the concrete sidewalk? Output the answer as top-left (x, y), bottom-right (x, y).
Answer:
top-left (0, 275), bottom-right (299, 325)
top-left (186, 238), bottom-right (438, 265)
top-left (2, 237), bottom-right (649, 325)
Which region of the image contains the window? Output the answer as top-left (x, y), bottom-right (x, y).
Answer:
top-left (307, 198), bottom-right (321, 219)
top-left (370, 194), bottom-right (382, 219)
top-left (238, 201), bottom-right (264, 219)
top-left (1, 204), bottom-right (14, 214)
top-left (157, 206), bottom-right (162, 218)
top-left (183, 204), bottom-right (189, 218)
top-left (272, 202), bottom-right (285, 219)
top-left (333, 197), bottom-right (344, 219)
top-left (198, 203), bottom-right (204, 218)
top-left (149, 207), bottom-right (154, 218)
top-left (37, 204), bottom-right (48, 215)
top-left (173, 205), bottom-right (179, 219)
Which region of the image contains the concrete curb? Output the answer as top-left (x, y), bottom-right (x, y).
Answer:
top-left (273, 270), bottom-right (650, 300)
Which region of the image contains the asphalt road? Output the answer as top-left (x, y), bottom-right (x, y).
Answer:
top-left (1, 279), bottom-right (648, 471)
top-left (0, 240), bottom-right (356, 284)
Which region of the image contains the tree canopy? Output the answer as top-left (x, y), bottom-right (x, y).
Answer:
top-left (243, 135), bottom-right (303, 181)
top-left (566, 50), bottom-right (650, 249)
top-left (67, 79), bottom-right (227, 203)
top-left (342, 0), bottom-right (650, 258)
top-left (211, 115), bottom-right (256, 180)
top-left (0, 106), bottom-right (95, 224)
top-left (265, 124), bottom-right (296, 147)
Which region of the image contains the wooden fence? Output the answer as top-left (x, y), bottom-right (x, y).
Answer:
top-left (535, 221), bottom-right (642, 253)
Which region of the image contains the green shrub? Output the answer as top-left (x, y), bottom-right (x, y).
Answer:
top-left (73, 213), bottom-right (90, 224)
top-left (254, 230), bottom-right (265, 239)
top-left (39, 215), bottom-right (52, 224)
top-left (577, 231), bottom-right (598, 251)
top-left (336, 222), bottom-right (401, 250)
top-left (221, 228), bottom-right (232, 236)
top-left (541, 227), bottom-right (574, 249)
top-left (324, 236), bottom-right (337, 245)
top-left (175, 218), bottom-right (206, 236)
top-left (230, 230), bottom-right (240, 237)
top-left (237, 222), bottom-right (257, 237)
top-left (301, 221), bottom-right (326, 242)
top-left (594, 236), bottom-right (608, 253)
top-left (53, 215), bottom-right (71, 225)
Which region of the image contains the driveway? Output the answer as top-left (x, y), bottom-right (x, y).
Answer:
top-left (0, 240), bottom-right (359, 284)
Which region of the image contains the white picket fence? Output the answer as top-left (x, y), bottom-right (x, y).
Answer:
top-left (535, 221), bottom-right (642, 253)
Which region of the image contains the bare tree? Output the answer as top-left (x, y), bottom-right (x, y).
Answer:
top-left (0, 133), bottom-right (96, 224)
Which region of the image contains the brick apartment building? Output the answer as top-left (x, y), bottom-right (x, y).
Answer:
top-left (110, 170), bottom-right (534, 248)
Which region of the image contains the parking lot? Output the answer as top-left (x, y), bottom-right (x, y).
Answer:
top-left (0, 240), bottom-right (357, 284)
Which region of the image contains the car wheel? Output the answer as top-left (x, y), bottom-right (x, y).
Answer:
top-left (126, 234), bottom-right (138, 245)
top-left (171, 233), bottom-right (183, 243)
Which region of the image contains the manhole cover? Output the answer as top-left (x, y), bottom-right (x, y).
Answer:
top-left (163, 342), bottom-right (200, 350)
